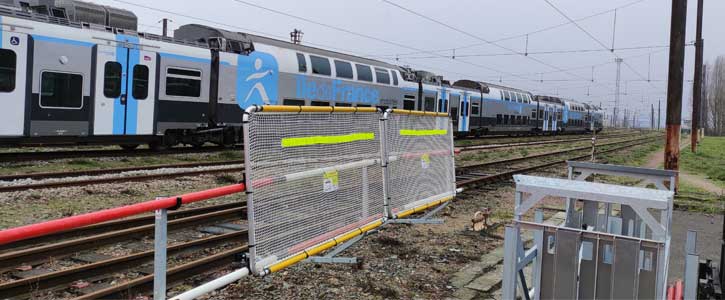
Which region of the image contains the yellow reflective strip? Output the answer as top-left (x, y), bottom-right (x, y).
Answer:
top-left (399, 129), bottom-right (448, 136)
top-left (281, 132), bottom-right (375, 148)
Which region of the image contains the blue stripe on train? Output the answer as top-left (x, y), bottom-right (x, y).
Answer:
top-left (0, 16), bottom-right (3, 48)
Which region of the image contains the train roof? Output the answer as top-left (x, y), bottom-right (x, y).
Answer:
top-left (454, 80), bottom-right (532, 95)
top-left (175, 24), bottom-right (402, 70)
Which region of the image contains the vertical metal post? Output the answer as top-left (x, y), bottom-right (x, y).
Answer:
top-left (684, 230), bottom-right (699, 299)
top-left (361, 166), bottom-right (369, 218)
top-left (379, 110), bottom-right (392, 219)
top-left (532, 210), bottom-right (544, 300)
top-left (665, 0), bottom-right (688, 191)
top-left (691, 0), bottom-right (704, 153)
top-left (153, 206), bottom-right (168, 300)
top-left (503, 225), bottom-right (519, 300)
top-left (614, 58), bottom-right (623, 128)
top-left (651, 103), bottom-right (655, 130)
top-left (242, 108), bottom-right (258, 274)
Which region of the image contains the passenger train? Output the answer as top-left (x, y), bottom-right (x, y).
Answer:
top-left (0, 0), bottom-right (603, 148)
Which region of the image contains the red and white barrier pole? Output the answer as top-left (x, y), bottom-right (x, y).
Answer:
top-left (0, 183), bottom-right (245, 245)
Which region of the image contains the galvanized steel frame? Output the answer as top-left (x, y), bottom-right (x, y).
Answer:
top-left (502, 174), bottom-right (674, 300)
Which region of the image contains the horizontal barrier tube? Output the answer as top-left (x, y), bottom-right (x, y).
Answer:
top-left (390, 109), bottom-right (448, 117)
top-left (260, 105), bottom-right (378, 113)
top-left (0, 183), bottom-right (246, 245)
top-left (170, 267), bottom-right (250, 300)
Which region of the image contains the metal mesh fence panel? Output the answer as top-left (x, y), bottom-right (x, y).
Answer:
top-left (245, 110), bottom-right (384, 271)
top-left (383, 112), bottom-right (456, 216)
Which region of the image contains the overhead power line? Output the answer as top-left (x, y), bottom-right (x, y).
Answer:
top-left (381, 0), bottom-right (619, 94)
top-left (542, 0), bottom-right (658, 90)
top-left (372, 0), bottom-right (648, 58)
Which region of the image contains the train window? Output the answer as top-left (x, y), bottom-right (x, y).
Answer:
top-left (132, 65), bottom-right (149, 100)
top-left (424, 96), bottom-right (435, 112)
top-left (296, 53), bottom-right (307, 73)
top-left (403, 100), bottom-right (415, 110)
top-left (311, 101), bottom-right (329, 106)
top-left (471, 102), bottom-right (480, 116)
top-left (391, 70), bottom-right (399, 86)
top-left (166, 67), bottom-right (202, 97)
top-left (531, 110), bottom-right (537, 118)
top-left (504, 115), bottom-right (510, 125)
top-left (355, 64), bottom-right (373, 82)
top-left (0, 49), bottom-right (16, 92)
top-left (334, 60), bottom-right (353, 79)
top-left (335, 102), bottom-right (352, 107)
top-left (357, 104), bottom-right (371, 107)
top-left (103, 62), bottom-right (122, 98)
top-left (375, 68), bottom-right (390, 84)
top-left (516, 116), bottom-right (522, 124)
top-left (514, 93), bottom-right (521, 103)
top-left (539, 110), bottom-right (544, 119)
top-left (310, 55), bottom-right (331, 76)
top-left (40, 71), bottom-right (83, 109)
top-left (283, 99), bottom-right (305, 106)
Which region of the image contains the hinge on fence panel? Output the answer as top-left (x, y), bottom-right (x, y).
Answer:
top-left (236, 252), bottom-right (249, 268)
top-left (168, 197), bottom-right (183, 210)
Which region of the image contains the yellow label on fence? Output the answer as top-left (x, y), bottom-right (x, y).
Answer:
top-left (421, 153), bottom-right (431, 169)
top-left (399, 129), bottom-right (447, 136)
top-left (281, 132), bottom-right (375, 148)
top-left (323, 170), bottom-right (339, 193)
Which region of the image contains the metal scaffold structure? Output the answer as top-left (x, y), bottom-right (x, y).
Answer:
top-left (501, 162), bottom-right (675, 300)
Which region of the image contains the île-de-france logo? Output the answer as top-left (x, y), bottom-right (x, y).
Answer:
top-left (237, 52), bottom-right (278, 108)
top-left (10, 36), bottom-right (20, 46)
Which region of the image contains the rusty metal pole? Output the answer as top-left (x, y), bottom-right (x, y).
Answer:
top-left (691, 0), bottom-right (704, 152)
top-left (162, 18), bottom-right (169, 37)
top-left (665, 0), bottom-right (688, 191)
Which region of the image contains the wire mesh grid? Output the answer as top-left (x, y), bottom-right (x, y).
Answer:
top-left (384, 113), bottom-right (456, 215)
top-left (246, 111), bottom-right (384, 267)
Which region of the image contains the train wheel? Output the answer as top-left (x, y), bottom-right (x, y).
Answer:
top-left (120, 144), bottom-right (140, 151)
top-left (148, 141), bottom-right (168, 151)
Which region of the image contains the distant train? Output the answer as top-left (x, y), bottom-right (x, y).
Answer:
top-left (0, 0), bottom-right (603, 149)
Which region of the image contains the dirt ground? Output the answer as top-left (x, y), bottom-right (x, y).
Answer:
top-left (668, 210), bottom-right (723, 281)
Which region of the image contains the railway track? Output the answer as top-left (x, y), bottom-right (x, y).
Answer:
top-left (0, 133), bottom-right (652, 193)
top-left (0, 135), bottom-right (660, 299)
top-left (457, 132), bottom-right (641, 152)
top-left (0, 145), bottom-right (242, 163)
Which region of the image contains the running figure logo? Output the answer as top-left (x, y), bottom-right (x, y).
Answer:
top-left (237, 52), bottom-right (278, 108)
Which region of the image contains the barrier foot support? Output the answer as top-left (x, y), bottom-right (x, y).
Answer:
top-left (389, 201), bottom-right (450, 224)
top-left (305, 234), bottom-right (366, 265)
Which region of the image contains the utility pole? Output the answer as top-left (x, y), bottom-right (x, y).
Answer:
top-left (658, 100), bottom-right (661, 131)
top-left (691, 0), bottom-right (704, 152)
top-left (665, 0), bottom-right (687, 190)
top-left (614, 58), bottom-right (623, 128)
top-left (161, 18), bottom-right (169, 37)
top-left (652, 104), bottom-right (655, 130)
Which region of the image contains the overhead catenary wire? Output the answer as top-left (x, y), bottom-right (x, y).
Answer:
top-left (371, 0), bottom-right (648, 58)
top-left (380, 0), bottom-right (619, 95)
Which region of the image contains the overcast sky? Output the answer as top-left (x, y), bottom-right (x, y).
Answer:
top-left (94, 0), bottom-right (724, 124)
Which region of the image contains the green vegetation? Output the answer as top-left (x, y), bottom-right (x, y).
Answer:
top-left (0, 149), bottom-right (245, 176)
top-left (680, 137), bottom-right (725, 189)
top-left (598, 138), bottom-right (662, 167)
top-left (675, 181), bottom-right (724, 214)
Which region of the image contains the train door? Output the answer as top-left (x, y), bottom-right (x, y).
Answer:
top-left (437, 88), bottom-right (448, 113)
top-left (94, 35), bottom-right (156, 136)
top-left (0, 30), bottom-right (27, 136)
top-left (542, 106), bottom-right (550, 131)
top-left (552, 107), bottom-right (558, 131)
top-left (456, 93), bottom-right (468, 133)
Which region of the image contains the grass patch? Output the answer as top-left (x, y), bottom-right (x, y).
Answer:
top-left (680, 137), bottom-right (725, 189)
top-left (599, 139), bottom-right (662, 167)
